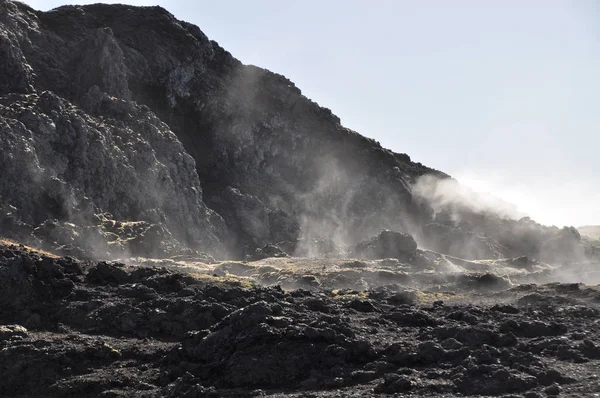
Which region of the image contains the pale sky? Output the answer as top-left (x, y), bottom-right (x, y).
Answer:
top-left (22, 1), bottom-right (600, 227)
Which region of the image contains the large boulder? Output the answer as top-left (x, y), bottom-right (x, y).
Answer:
top-left (180, 301), bottom-right (377, 388)
top-left (353, 230), bottom-right (418, 261)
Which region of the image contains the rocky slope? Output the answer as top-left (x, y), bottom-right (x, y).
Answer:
top-left (1, 0), bottom-right (595, 263)
top-left (2, 3), bottom-right (600, 397)
top-left (1, 0), bottom-right (230, 259)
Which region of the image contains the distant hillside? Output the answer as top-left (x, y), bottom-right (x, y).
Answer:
top-left (578, 226), bottom-right (600, 241)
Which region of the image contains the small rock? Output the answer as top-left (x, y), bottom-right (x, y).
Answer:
top-left (347, 299), bottom-right (377, 313)
top-left (544, 383), bottom-right (561, 396)
top-left (374, 374), bottom-right (414, 394)
top-left (0, 324), bottom-right (28, 341)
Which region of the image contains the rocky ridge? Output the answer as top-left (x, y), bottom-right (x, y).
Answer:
top-left (2, 0), bottom-right (588, 262)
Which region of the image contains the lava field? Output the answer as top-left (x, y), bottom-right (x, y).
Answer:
top-left (2, 241), bottom-right (600, 397)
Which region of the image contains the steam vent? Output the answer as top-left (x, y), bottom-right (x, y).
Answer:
top-left (1, 1), bottom-right (599, 396)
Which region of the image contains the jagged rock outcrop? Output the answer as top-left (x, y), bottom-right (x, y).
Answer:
top-left (0, 2), bottom-right (34, 95)
top-left (0, 83), bottom-right (225, 257)
top-left (0, 1), bottom-right (445, 259)
top-left (73, 27), bottom-right (131, 103)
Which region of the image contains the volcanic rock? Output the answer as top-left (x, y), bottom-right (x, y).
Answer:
top-left (2, 2), bottom-right (600, 397)
top-left (0, 0), bottom-right (596, 264)
top-left (353, 230), bottom-right (418, 261)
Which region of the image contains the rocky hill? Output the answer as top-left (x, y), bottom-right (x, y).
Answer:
top-left (0, 0), bottom-right (594, 264)
top-left (3, 2), bottom-right (600, 397)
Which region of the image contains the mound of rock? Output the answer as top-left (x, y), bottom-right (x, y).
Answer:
top-left (246, 243), bottom-right (289, 261)
top-left (178, 300), bottom-right (377, 388)
top-left (353, 230), bottom-right (418, 261)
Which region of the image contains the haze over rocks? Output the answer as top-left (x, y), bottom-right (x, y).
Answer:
top-left (1, 1), bottom-right (600, 396)
top-left (0, 0), bottom-right (597, 264)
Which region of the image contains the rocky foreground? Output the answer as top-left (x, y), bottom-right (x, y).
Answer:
top-left (2, 239), bottom-right (600, 397)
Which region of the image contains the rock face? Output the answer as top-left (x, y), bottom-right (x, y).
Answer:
top-left (0, 1), bottom-right (230, 257)
top-left (0, 0), bottom-right (593, 263)
top-left (0, 0), bottom-right (445, 259)
top-left (207, 186), bottom-right (299, 257)
top-left (0, 88), bottom-right (226, 257)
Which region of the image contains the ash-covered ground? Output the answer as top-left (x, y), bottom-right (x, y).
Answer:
top-left (2, 235), bottom-right (600, 398)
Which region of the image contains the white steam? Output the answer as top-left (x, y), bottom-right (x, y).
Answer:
top-left (412, 174), bottom-right (525, 222)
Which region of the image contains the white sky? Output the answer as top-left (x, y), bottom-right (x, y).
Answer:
top-left (22, 0), bottom-right (600, 227)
